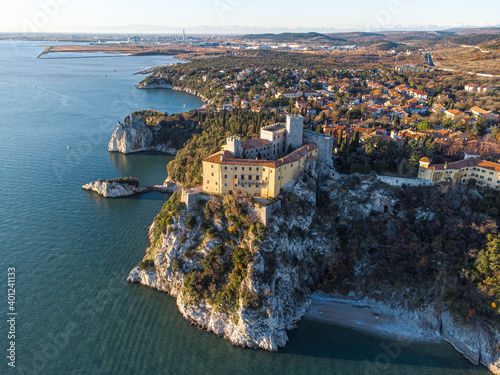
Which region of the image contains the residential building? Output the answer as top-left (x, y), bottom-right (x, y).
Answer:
top-left (418, 154), bottom-right (500, 189)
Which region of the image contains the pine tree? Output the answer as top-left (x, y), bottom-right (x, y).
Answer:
top-left (338, 129), bottom-right (344, 147)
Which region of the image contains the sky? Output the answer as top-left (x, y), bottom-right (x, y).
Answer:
top-left (1, 0), bottom-right (499, 34)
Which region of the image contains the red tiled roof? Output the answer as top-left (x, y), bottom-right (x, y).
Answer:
top-left (428, 158), bottom-right (500, 173)
top-left (203, 143), bottom-right (318, 169)
top-left (241, 138), bottom-right (271, 150)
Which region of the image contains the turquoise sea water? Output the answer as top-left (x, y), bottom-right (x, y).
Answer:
top-left (0, 41), bottom-right (491, 374)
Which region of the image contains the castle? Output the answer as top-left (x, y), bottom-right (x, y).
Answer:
top-left (202, 115), bottom-right (333, 198)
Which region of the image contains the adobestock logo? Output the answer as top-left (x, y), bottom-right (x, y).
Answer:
top-left (364, 0), bottom-right (403, 31)
top-left (22, 0), bottom-right (70, 33)
top-left (213, 0), bottom-right (243, 21)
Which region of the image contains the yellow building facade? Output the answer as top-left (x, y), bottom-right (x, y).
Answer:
top-left (202, 143), bottom-right (318, 198)
top-left (418, 155), bottom-right (500, 189)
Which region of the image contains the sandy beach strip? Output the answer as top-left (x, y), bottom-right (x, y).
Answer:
top-left (305, 292), bottom-right (442, 342)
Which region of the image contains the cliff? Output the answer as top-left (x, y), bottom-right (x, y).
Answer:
top-left (108, 117), bottom-right (181, 154)
top-left (135, 78), bottom-right (173, 89)
top-left (128, 172), bottom-right (333, 350)
top-left (136, 76), bottom-right (213, 104)
top-left (127, 171), bottom-right (500, 373)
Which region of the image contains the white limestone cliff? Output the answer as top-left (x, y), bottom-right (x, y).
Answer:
top-left (128, 173), bottom-right (327, 351)
top-left (108, 117), bottom-right (179, 154)
top-left (126, 172), bottom-right (500, 373)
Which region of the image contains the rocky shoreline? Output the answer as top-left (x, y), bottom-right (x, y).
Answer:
top-left (136, 79), bottom-right (213, 105)
top-left (307, 293), bottom-right (500, 373)
top-left (124, 170), bottom-right (500, 373)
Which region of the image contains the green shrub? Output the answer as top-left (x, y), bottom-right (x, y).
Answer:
top-left (186, 215), bottom-right (197, 229)
top-left (138, 259), bottom-right (155, 270)
top-left (171, 258), bottom-right (182, 273)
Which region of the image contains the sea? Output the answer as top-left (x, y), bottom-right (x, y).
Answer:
top-left (0, 41), bottom-right (491, 374)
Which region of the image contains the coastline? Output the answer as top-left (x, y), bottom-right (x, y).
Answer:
top-left (136, 80), bottom-right (213, 106)
top-left (305, 293), bottom-right (442, 343)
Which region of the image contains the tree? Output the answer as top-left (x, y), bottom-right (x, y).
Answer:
top-left (475, 117), bottom-right (487, 137)
top-left (338, 129), bottom-right (344, 147)
top-left (349, 130), bottom-right (360, 152)
top-left (316, 125), bottom-right (322, 134)
top-left (442, 117), bottom-right (454, 129)
top-left (417, 120), bottom-right (432, 131)
top-left (393, 116), bottom-right (400, 126)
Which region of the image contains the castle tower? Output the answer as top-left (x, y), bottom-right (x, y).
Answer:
top-left (286, 115), bottom-right (304, 151)
top-left (226, 136), bottom-right (243, 158)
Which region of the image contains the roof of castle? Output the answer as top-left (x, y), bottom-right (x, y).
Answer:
top-left (261, 123), bottom-right (286, 132)
top-left (203, 143), bottom-right (318, 168)
top-left (241, 138), bottom-right (271, 150)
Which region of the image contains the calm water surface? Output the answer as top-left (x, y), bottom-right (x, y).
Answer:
top-left (0, 41), bottom-right (490, 374)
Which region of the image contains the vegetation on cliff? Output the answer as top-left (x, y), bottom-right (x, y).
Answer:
top-left (103, 177), bottom-right (140, 187)
top-left (314, 177), bottom-right (500, 325)
top-left (128, 110), bottom-right (203, 150)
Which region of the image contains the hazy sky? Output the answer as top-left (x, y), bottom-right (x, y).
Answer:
top-left (2, 0), bottom-right (499, 33)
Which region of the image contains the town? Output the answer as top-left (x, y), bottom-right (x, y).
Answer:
top-left (138, 47), bottom-right (499, 194)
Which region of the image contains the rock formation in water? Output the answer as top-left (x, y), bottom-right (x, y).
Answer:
top-left (83, 178), bottom-right (179, 198)
top-left (82, 178), bottom-right (145, 198)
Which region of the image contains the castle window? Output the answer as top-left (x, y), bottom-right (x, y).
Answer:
top-left (241, 175), bottom-right (244, 180)
top-left (249, 167), bottom-right (252, 171)
top-left (488, 178), bottom-right (492, 181)
top-left (211, 164), bottom-right (214, 168)
top-left (291, 164), bottom-right (293, 167)
top-left (207, 181), bottom-right (209, 184)
top-left (242, 167), bottom-right (245, 171)
top-left (224, 175), bottom-right (227, 179)
top-left (225, 183), bottom-right (227, 187)
top-left (256, 168), bottom-right (259, 171)
top-left (490, 172), bottom-right (494, 175)
top-left (211, 173), bottom-right (214, 177)
top-left (235, 167), bottom-right (237, 171)
top-left (225, 166), bottom-right (227, 170)
top-left (215, 182), bottom-right (218, 186)
top-left (249, 176), bottom-right (252, 180)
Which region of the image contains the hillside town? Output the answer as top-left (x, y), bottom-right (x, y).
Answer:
top-left (142, 53), bottom-right (500, 189)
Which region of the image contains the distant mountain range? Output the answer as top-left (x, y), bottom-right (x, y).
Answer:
top-left (237, 28), bottom-right (500, 48)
